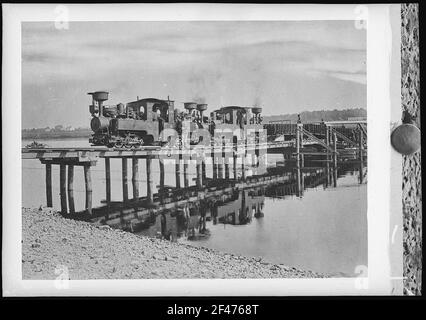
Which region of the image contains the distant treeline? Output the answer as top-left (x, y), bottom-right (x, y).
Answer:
top-left (22, 127), bottom-right (91, 140)
top-left (263, 108), bottom-right (367, 123)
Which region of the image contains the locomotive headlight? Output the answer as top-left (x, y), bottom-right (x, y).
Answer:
top-left (90, 116), bottom-right (109, 132)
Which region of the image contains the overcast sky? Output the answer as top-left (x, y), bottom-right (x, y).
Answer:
top-left (22, 21), bottom-right (366, 128)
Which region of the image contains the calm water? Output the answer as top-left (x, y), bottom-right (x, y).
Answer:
top-left (22, 137), bottom-right (367, 277)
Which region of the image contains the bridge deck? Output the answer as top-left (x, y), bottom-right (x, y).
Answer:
top-left (21, 142), bottom-right (291, 161)
top-left (22, 121), bottom-right (366, 162)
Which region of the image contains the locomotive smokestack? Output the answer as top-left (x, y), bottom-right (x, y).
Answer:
top-left (88, 91), bottom-right (109, 116)
top-left (197, 103), bottom-right (208, 121)
top-left (184, 102), bottom-right (197, 111)
top-left (184, 102), bottom-right (197, 118)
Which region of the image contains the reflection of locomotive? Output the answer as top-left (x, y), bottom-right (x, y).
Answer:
top-left (88, 90), bottom-right (263, 148)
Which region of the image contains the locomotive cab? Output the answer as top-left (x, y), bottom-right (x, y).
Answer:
top-left (111, 98), bottom-right (175, 146)
top-left (212, 106), bottom-right (264, 147)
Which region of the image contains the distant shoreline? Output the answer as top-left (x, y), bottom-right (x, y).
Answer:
top-left (22, 133), bottom-right (90, 140)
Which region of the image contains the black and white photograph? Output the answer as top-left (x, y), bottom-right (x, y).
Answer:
top-left (2, 3), bottom-right (421, 297)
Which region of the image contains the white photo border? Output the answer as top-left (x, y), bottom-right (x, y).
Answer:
top-left (2, 3), bottom-right (402, 296)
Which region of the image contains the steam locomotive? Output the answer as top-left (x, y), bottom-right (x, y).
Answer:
top-left (88, 91), bottom-right (262, 148)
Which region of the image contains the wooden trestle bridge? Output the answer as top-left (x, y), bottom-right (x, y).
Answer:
top-left (22, 121), bottom-right (367, 218)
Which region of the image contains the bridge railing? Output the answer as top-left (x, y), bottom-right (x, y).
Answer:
top-left (264, 122), bottom-right (362, 139)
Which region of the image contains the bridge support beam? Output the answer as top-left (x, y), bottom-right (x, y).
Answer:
top-left (242, 139), bottom-right (247, 181)
top-left (122, 158), bottom-right (128, 202)
top-left (132, 158), bottom-right (139, 199)
top-left (175, 159), bottom-right (181, 189)
top-left (233, 151), bottom-right (237, 179)
top-left (333, 166), bottom-right (337, 188)
top-left (105, 158), bottom-right (111, 204)
top-left (84, 164), bottom-right (93, 215)
top-left (325, 125), bottom-right (330, 161)
top-left (296, 167), bottom-right (303, 197)
top-left (59, 164), bottom-right (67, 214)
top-left (224, 156), bottom-right (230, 180)
top-left (299, 124), bottom-right (304, 149)
top-left (67, 165), bottom-right (75, 214)
top-left (159, 159), bottom-right (165, 188)
top-left (146, 156), bottom-right (153, 203)
top-left (45, 163), bottom-right (52, 207)
top-left (296, 124), bottom-right (301, 168)
top-left (217, 156), bottom-right (223, 179)
top-left (183, 160), bottom-right (189, 187)
top-left (333, 131), bottom-right (338, 168)
top-left (212, 157), bottom-right (217, 180)
top-left (196, 162), bottom-right (203, 188)
top-left (202, 159), bottom-right (206, 182)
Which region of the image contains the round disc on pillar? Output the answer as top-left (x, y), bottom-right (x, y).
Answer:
top-left (391, 123), bottom-right (420, 155)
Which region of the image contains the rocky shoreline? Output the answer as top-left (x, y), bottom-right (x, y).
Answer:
top-left (22, 207), bottom-right (324, 279)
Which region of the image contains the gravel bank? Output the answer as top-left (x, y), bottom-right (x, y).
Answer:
top-left (22, 207), bottom-right (324, 279)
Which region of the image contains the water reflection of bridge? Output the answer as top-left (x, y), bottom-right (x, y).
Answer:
top-left (78, 162), bottom-right (366, 242)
